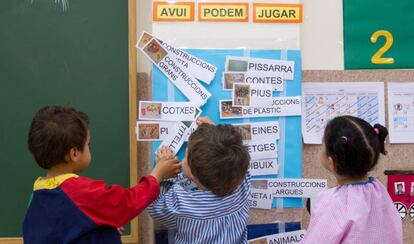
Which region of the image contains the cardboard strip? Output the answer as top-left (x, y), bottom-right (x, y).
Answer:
top-left (226, 56), bottom-right (295, 80)
top-left (266, 178), bottom-right (328, 198)
top-left (135, 121), bottom-right (178, 141)
top-left (253, 3), bottom-right (303, 23)
top-left (234, 121), bottom-right (280, 141)
top-left (137, 35), bottom-right (211, 106)
top-left (160, 41), bottom-right (217, 84)
top-left (245, 139), bottom-right (278, 160)
top-left (248, 188), bottom-right (273, 209)
top-left (157, 121), bottom-right (193, 155)
top-left (153, 2), bottom-right (195, 22)
top-left (139, 101), bottom-right (198, 121)
top-left (222, 71), bottom-right (284, 92)
top-left (139, 32), bottom-right (217, 84)
top-left (219, 96), bottom-right (302, 119)
top-left (249, 158), bottom-right (279, 176)
top-left (233, 83), bottom-right (273, 108)
top-left (248, 230), bottom-right (306, 244)
top-left (198, 2), bottom-right (249, 22)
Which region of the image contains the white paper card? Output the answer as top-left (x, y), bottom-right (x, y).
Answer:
top-left (220, 96), bottom-right (301, 119)
top-left (138, 32), bottom-right (217, 84)
top-left (222, 71), bottom-right (284, 92)
top-left (248, 188), bottom-right (273, 209)
top-left (135, 121), bottom-right (178, 141)
top-left (387, 82), bottom-right (414, 143)
top-left (249, 158), bottom-right (279, 176)
top-left (158, 121), bottom-right (193, 155)
top-left (233, 83), bottom-right (273, 108)
top-left (302, 82), bottom-right (385, 144)
top-left (139, 101), bottom-right (198, 121)
top-left (245, 140), bottom-right (277, 160)
top-left (267, 178), bottom-right (328, 198)
top-left (226, 56), bottom-right (295, 80)
top-left (161, 41), bottom-right (217, 84)
top-left (137, 36), bottom-right (211, 106)
top-left (248, 230), bottom-right (306, 244)
top-left (234, 121), bottom-right (280, 141)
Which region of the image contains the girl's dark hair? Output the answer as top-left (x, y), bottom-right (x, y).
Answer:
top-left (28, 106), bottom-right (89, 169)
top-left (187, 123), bottom-right (250, 197)
top-left (323, 116), bottom-right (388, 178)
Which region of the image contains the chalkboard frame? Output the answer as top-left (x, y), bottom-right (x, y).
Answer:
top-left (1, 0), bottom-right (138, 243)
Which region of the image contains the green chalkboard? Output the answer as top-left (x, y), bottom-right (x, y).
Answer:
top-left (0, 0), bottom-right (131, 238)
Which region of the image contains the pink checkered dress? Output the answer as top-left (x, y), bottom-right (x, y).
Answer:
top-left (301, 177), bottom-right (402, 244)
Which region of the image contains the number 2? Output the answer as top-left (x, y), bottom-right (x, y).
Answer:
top-left (370, 30), bottom-right (394, 64)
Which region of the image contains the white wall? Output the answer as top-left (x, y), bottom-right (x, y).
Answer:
top-left (137, 0), bottom-right (345, 71)
top-left (300, 0), bottom-right (343, 70)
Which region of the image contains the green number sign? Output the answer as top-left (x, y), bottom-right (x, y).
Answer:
top-left (343, 0), bottom-right (414, 69)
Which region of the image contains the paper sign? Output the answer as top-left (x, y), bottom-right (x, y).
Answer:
top-left (226, 56), bottom-right (295, 80)
top-left (161, 41), bottom-right (217, 84)
top-left (140, 32), bottom-right (217, 84)
top-left (223, 71), bottom-right (284, 92)
top-left (233, 83), bottom-right (273, 108)
top-left (249, 158), bottom-right (279, 176)
top-left (387, 82), bottom-right (414, 143)
top-left (198, 2), bottom-right (249, 22)
top-left (248, 230), bottom-right (306, 244)
top-left (184, 121), bottom-right (198, 142)
top-left (246, 140), bottom-right (278, 160)
top-left (153, 2), bottom-right (195, 22)
top-left (302, 82), bottom-right (385, 144)
top-left (158, 121), bottom-right (193, 155)
top-left (267, 178), bottom-right (328, 198)
top-left (234, 121), bottom-right (280, 141)
top-left (139, 101), bottom-right (198, 121)
top-left (135, 121), bottom-right (178, 141)
top-left (220, 97), bottom-right (301, 119)
top-left (137, 35), bottom-right (211, 106)
top-left (253, 3), bottom-right (303, 23)
top-left (248, 188), bottom-right (273, 209)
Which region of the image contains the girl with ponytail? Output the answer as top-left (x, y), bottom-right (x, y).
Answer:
top-left (301, 116), bottom-right (402, 244)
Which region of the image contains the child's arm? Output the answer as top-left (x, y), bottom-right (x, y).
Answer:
top-left (59, 151), bottom-right (181, 228)
top-left (146, 147), bottom-right (185, 229)
top-left (146, 185), bottom-right (180, 229)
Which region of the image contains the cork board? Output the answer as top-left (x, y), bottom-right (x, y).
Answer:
top-left (301, 70), bottom-right (414, 243)
top-left (136, 70), bottom-right (414, 244)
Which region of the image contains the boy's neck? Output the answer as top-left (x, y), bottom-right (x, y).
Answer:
top-left (46, 163), bottom-right (75, 178)
top-left (336, 175), bottom-right (369, 185)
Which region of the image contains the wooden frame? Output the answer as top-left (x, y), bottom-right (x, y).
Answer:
top-left (1, 0), bottom-right (138, 243)
top-left (124, 0), bottom-right (139, 242)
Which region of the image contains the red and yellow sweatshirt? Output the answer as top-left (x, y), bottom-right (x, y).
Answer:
top-left (23, 174), bottom-right (160, 244)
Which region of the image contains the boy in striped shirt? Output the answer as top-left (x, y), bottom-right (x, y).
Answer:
top-left (148, 117), bottom-right (251, 244)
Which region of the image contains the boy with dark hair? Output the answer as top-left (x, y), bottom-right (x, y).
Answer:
top-left (148, 117), bottom-right (251, 244)
top-left (23, 106), bottom-right (181, 244)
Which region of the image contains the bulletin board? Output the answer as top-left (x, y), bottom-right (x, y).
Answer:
top-left (301, 70), bottom-right (414, 244)
top-left (150, 48), bottom-right (303, 208)
top-left (137, 70), bottom-right (414, 244)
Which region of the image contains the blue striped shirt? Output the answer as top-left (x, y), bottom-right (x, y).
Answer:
top-left (148, 174), bottom-right (251, 244)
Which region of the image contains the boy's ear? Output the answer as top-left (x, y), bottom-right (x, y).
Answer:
top-left (186, 169), bottom-right (196, 181)
top-left (66, 148), bottom-right (78, 163)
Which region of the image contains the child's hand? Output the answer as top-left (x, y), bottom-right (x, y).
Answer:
top-left (117, 226), bottom-right (124, 235)
top-left (151, 146), bottom-right (181, 181)
top-left (196, 116), bottom-right (214, 125)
